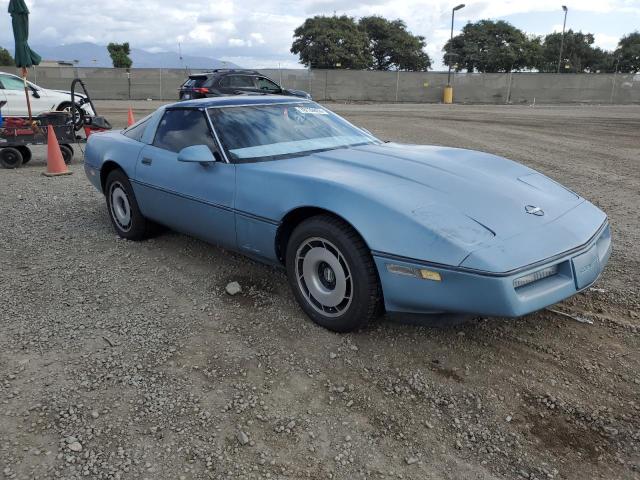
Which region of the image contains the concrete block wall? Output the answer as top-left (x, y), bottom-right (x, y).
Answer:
top-left (8, 66), bottom-right (640, 104)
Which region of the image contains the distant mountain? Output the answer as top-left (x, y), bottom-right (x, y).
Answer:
top-left (11, 42), bottom-right (240, 69)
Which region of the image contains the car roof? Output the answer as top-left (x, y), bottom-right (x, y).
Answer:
top-left (169, 95), bottom-right (311, 109)
top-left (189, 69), bottom-right (261, 77)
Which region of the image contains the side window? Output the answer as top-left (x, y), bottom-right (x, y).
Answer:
top-left (153, 109), bottom-right (218, 154)
top-left (256, 77), bottom-right (280, 92)
top-left (228, 75), bottom-right (255, 88)
top-left (0, 75), bottom-right (25, 91)
top-left (123, 119), bottom-right (149, 142)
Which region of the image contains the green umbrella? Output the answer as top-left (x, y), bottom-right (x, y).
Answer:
top-left (8, 0), bottom-right (41, 119)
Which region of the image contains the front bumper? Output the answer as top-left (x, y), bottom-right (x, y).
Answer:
top-left (374, 221), bottom-right (611, 318)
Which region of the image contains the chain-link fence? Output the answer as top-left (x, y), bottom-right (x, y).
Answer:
top-left (8, 66), bottom-right (640, 104)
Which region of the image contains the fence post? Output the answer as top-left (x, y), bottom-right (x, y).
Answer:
top-left (324, 70), bottom-right (328, 101)
top-left (609, 71), bottom-right (617, 104)
top-left (159, 68), bottom-right (163, 101)
top-left (395, 70), bottom-right (400, 102)
top-left (506, 71), bottom-right (513, 104)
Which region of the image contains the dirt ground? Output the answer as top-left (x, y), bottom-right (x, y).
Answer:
top-left (1, 102), bottom-right (639, 480)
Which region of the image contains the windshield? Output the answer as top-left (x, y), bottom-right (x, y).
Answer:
top-left (207, 102), bottom-right (379, 162)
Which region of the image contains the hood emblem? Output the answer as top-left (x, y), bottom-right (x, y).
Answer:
top-left (525, 205), bottom-right (544, 216)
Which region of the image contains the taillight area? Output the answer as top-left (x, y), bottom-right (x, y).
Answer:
top-left (194, 87), bottom-right (209, 94)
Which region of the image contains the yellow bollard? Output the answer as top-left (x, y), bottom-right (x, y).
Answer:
top-left (443, 85), bottom-right (453, 104)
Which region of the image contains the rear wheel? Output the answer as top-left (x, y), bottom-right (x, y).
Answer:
top-left (105, 169), bottom-right (153, 240)
top-left (57, 102), bottom-right (84, 130)
top-left (285, 215), bottom-right (382, 332)
top-left (60, 144), bottom-right (74, 165)
top-left (0, 147), bottom-right (24, 169)
top-left (16, 146), bottom-right (32, 164)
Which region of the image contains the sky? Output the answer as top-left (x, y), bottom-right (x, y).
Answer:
top-left (1, 0), bottom-right (639, 70)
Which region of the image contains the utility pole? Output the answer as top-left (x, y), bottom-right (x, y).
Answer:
top-left (444, 4), bottom-right (465, 103)
top-left (557, 6), bottom-right (568, 73)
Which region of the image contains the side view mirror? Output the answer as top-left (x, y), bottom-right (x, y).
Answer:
top-left (30, 86), bottom-right (40, 99)
top-left (177, 145), bottom-right (219, 164)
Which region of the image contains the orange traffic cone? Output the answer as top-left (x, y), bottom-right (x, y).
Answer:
top-left (127, 107), bottom-right (135, 127)
top-left (43, 125), bottom-right (72, 177)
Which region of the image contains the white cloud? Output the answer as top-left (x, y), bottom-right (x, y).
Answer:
top-left (594, 32), bottom-right (620, 50)
top-left (0, 0), bottom-right (636, 69)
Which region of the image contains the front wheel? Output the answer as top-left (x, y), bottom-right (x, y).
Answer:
top-left (285, 215), bottom-right (382, 332)
top-left (0, 147), bottom-right (24, 169)
top-left (105, 169), bottom-right (153, 240)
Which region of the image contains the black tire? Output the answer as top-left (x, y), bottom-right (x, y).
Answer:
top-left (285, 215), bottom-right (382, 332)
top-left (16, 146), bottom-right (32, 164)
top-left (57, 102), bottom-right (84, 130)
top-left (0, 147), bottom-right (24, 169)
top-left (104, 169), bottom-right (153, 240)
top-left (60, 144), bottom-right (74, 165)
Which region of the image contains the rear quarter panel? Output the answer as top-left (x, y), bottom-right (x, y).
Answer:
top-left (84, 131), bottom-right (146, 192)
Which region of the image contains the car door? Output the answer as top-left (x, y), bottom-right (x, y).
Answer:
top-left (0, 89), bottom-right (6, 113)
top-left (0, 73), bottom-right (52, 116)
top-left (218, 75), bottom-right (258, 95)
top-left (133, 108), bottom-right (237, 249)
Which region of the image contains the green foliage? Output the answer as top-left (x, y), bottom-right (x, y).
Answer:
top-left (539, 30), bottom-right (602, 73)
top-left (291, 16), bottom-right (372, 69)
top-left (0, 46), bottom-right (15, 66)
top-left (359, 16), bottom-right (431, 71)
top-left (615, 32), bottom-right (640, 73)
top-left (443, 20), bottom-right (540, 72)
top-left (291, 15), bottom-right (431, 71)
top-left (107, 42), bottom-right (132, 69)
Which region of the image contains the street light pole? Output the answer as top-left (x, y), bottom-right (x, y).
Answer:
top-left (557, 5), bottom-right (568, 73)
top-left (444, 3), bottom-right (465, 104)
top-left (447, 4), bottom-right (465, 86)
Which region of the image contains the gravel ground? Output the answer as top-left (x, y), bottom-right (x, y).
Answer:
top-left (1, 102), bottom-right (639, 480)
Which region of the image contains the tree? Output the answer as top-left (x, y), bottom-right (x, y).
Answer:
top-left (358, 16), bottom-right (431, 71)
top-left (107, 42), bottom-right (132, 69)
top-left (291, 16), bottom-right (371, 69)
top-left (443, 20), bottom-right (540, 72)
top-left (539, 30), bottom-right (602, 73)
top-left (615, 32), bottom-right (640, 73)
top-left (0, 46), bottom-right (14, 66)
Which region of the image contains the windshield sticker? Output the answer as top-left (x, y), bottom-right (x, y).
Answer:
top-left (294, 106), bottom-right (328, 115)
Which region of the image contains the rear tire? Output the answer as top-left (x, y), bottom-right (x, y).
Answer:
top-left (105, 169), bottom-right (152, 240)
top-left (0, 147), bottom-right (24, 169)
top-left (60, 144), bottom-right (73, 165)
top-left (285, 215), bottom-right (382, 332)
top-left (16, 146), bottom-right (32, 164)
top-left (57, 102), bottom-right (84, 130)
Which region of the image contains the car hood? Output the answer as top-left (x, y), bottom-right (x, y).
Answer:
top-left (304, 142), bottom-right (583, 242)
top-left (51, 90), bottom-right (86, 99)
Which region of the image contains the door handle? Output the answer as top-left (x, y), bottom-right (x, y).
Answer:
top-left (141, 157), bottom-right (152, 165)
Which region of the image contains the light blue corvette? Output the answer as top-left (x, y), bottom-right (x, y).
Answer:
top-left (84, 96), bottom-right (611, 332)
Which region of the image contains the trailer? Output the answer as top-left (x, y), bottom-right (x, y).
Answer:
top-left (0, 79), bottom-right (111, 169)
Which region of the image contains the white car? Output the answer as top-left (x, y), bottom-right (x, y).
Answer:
top-left (0, 71), bottom-right (94, 118)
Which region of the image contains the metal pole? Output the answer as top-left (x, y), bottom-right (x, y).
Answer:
top-left (557, 6), bottom-right (568, 73)
top-left (159, 68), bottom-right (163, 101)
top-left (395, 69), bottom-right (400, 102)
top-left (610, 57), bottom-right (620, 104)
top-left (447, 9), bottom-right (455, 85)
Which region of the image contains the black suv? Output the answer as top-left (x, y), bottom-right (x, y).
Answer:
top-left (178, 70), bottom-right (311, 100)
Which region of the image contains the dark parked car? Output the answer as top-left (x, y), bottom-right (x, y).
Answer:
top-left (178, 69), bottom-right (311, 100)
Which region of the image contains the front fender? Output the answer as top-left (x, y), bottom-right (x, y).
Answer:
top-left (236, 162), bottom-right (488, 266)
